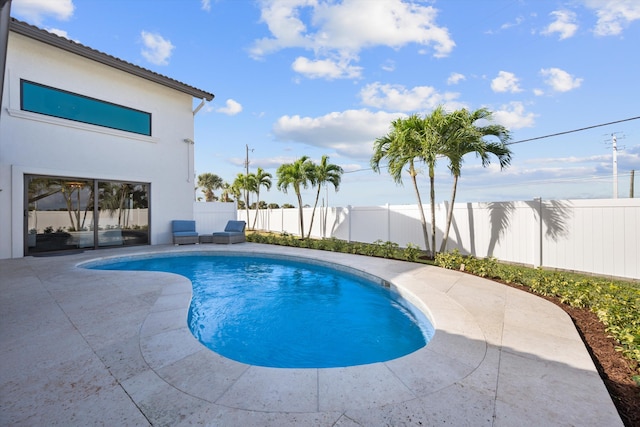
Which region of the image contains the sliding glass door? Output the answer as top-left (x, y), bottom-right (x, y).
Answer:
top-left (25, 175), bottom-right (149, 255)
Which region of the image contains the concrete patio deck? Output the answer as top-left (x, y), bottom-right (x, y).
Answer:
top-left (0, 244), bottom-right (623, 426)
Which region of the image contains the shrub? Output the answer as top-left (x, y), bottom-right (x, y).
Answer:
top-left (403, 243), bottom-right (421, 262)
top-left (435, 249), bottom-right (464, 270)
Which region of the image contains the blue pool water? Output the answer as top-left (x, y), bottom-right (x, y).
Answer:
top-left (89, 254), bottom-right (434, 368)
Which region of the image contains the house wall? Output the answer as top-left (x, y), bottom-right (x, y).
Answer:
top-left (0, 32), bottom-right (197, 258)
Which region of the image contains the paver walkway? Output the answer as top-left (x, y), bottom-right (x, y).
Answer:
top-left (0, 244), bottom-right (623, 426)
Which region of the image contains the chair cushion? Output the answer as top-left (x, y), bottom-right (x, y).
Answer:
top-left (173, 231), bottom-right (198, 237)
top-left (172, 220), bottom-right (196, 233)
top-left (224, 220), bottom-right (246, 233)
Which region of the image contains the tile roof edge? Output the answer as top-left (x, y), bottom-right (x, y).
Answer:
top-left (9, 18), bottom-right (214, 101)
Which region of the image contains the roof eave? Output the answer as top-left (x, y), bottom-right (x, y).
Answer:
top-left (9, 18), bottom-right (214, 101)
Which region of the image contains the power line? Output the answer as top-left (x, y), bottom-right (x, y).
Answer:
top-left (343, 115), bottom-right (640, 174)
top-left (506, 116), bottom-right (640, 145)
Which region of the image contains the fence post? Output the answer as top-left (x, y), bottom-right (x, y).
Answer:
top-left (347, 205), bottom-right (352, 243)
top-left (533, 198), bottom-right (543, 267)
top-left (386, 203), bottom-right (391, 242)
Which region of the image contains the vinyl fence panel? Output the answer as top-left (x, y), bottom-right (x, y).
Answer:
top-left (195, 198), bottom-right (639, 279)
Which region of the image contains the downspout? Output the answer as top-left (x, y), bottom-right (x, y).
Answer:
top-left (187, 98), bottom-right (205, 188)
top-left (193, 98), bottom-right (206, 115)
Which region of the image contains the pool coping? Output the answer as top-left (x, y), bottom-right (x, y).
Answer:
top-left (1, 243), bottom-right (624, 426)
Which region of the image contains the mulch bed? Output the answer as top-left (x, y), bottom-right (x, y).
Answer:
top-left (498, 280), bottom-right (639, 427)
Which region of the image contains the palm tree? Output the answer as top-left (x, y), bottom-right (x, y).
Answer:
top-left (419, 106), bottom-right (455, 258)
top-left (219, 182), bottom-right (234, 202)
top-left (197, 173), bottom-right (224, 202)
top-left (307, 155), bottom-right (343, 239)
top-left (276, 156), bottom-right (315, 238)
top-left (439, 108), bottom-right (512, 252)
top-left (372, 114), bottom-right (433, 255)
top-left (250, 168), bottom-right (272, 230)
top-left (232, 173), bottom-right (255, 225)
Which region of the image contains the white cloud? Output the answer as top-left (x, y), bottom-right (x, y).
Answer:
top-left (216, 99), bottom-right (243, 116)
top-left (140, 31), bottom-right (175, 66)
top-left (492, 102), bottom-right (536, 130)
top-left (272, 109), bottom-right (404, 159)
top-left (491, 71), bottom-right (523, 93)
top-left (12, 0), bottom-right (74, 24)
top-left (542, 10), bottom-right (578, 39)
top-left (250, 0), bottom-right (455, 80)
top-left (201, 0), bottom-right (211, 12)
top-left (584, 0), bottom-right (640, 36)
top-left (540, 67), bottom-right (583, 92)
top-left (447, 72), bottom-right (466, 85)
top-left (500, 15), bottom-right (524, 30)
top-left (359, 82), bottom-right (461, 112)
top-left (381, 60), bottom-right (396, 72)
top-left (292, 56), bottom-right (362, 79)
top-left (47, 27), bottom-right (72, 40)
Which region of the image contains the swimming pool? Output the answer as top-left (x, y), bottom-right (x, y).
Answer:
top-left (88, 253), bottom-right (434, 368)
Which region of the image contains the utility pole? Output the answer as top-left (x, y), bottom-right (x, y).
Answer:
top-left (612, 134), bottom-right (618, 199)
top-left (605, 133), bottom-right (624, 199)
top-left (631, 170), bottom-right (635, 198)
top-left (245, 144), bottom-right (251, 179)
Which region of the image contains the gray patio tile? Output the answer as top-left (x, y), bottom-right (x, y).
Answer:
top-left (495, 350), bottom-right (619, 426)
top-left (216, 366), bottom-right (318, 412)
top-left (344, 385), bottom-right (494, 427)
top-left (318, 363), bottom-right (415, 412)
top-left (179, 403), bottom-right (342, 427)
top-left (140, 307), bottom-right (188, 337)
top-left (93, 334), bottom-right (151, 383)
top-left (121, 369), bottom-right (209, 427)
top-left (140, 327), bottom-right (205, 370)
top-left (156, 349), bottom-right (249, 403)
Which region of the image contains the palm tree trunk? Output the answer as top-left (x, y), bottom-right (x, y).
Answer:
top-left (429, 168), bottom-right (436, 259)
top-left (244, 190), bottom-right (250, 230)
top-left (307, 186), bottom-right (322, 239)
top-left (295, 190), bottom-right (304, 238)
top-left (410, 173), bottom-right (430, 255)
top-left (252, 190), bottom-right (260, 230)
top-left (440, 175), bottom-right (459, 253)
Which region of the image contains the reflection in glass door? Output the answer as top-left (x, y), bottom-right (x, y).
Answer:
top-left (26, 176), bottom-right (94, 253)
top-left (98, 181), bottom-right (149, 247)
top-left (25, 175), bottom-right (149, 255)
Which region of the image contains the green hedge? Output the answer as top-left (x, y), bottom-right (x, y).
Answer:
top-left (247, 232), bottom-right (427, 262)
top-left (435, 249), bottom-right (640, 375)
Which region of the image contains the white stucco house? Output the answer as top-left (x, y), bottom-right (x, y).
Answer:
top-left (0, 17), bottom-right (214, 259)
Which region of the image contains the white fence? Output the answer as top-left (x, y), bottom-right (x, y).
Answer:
top-left (196, 199), bottom-right (640, 280)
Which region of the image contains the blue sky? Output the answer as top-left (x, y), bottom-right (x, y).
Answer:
top-left (11, 0), bottom-right (640, 207)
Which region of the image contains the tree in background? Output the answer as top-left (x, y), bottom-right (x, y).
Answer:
top-left (197, 173), bottom-right (224, 202)
top-left (233, 173), bottom-right (255, 227)
top-left (372, 114), bottom-right (434, 255)
top-left (306, 155), bottom-right (343, 239)
top-left (276, 156), bottom-right (315, 238)
top-left (219, 182), bottom-right (235, 202)
top-left (439, 108), bottom-right (512, 252)
top-left (250, 167), bottom-right (272, 230)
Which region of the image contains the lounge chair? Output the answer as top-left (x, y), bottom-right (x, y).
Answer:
top-left (172, 220), bottom-right (199, 245)
top-left (212, 220), bottom-right (246, 244)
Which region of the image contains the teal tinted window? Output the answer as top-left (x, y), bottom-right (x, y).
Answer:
top-left (21, 80), bottom-right (151, 136)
